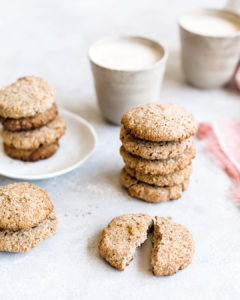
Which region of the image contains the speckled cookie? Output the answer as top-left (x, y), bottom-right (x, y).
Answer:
top-left (120, 145), bottom-right (195, 175)
top-left (152, 217), bottom-right (195, 276)
top-left (125, 163), bottom-right (192, 187)
top-left (120, 168), bottom-right (189, 203)
top-left (2, 115), bottom-right (66, 150)
top-left (120, 126), bottom-right (193, 160)
top-left (0, 182), bottom-right (53, 231)
top-left (99, 214), bottom-right (153, 270)
top-left (0, 211), bottom-right (58, 253)
top-left (0, 76), bottom-right (56, 119)
top-left (121, 103), bottom-right (197, 142)
top-left (4, 142), bottom-right (59, 162)
top-left (0, 103), bottom-right (58, 131)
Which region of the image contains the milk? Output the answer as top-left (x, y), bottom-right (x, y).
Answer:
top-left (180, 14), bottom-right (240, 36)
top-left (89, 38), bottom-right (163, 70)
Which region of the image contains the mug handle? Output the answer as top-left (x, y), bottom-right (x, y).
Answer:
top-left (224, 0), bottom-right (240, 14)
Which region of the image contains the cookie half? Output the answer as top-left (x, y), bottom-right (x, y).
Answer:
top-left (125, 163), bottom-right (192, 187)
top-left (2, 115), bottom-right (66, 150)
top-left (99, 214), bottom-right (153, 270)
top-left (120, 126), bottom-right (193, 160)
top-left (4, 142), bottom-right (59, 162)
top-left (0, 76), bottom-right (56, 119)
top-left (152, 217), bottom-right (195, 276)
top-left (0, 211), bottom-right (58, 252)
top-left (121, 103), bottom-right (197, 142)
top-left (0, 182), bottom-right (53, 231)
top-left (0, 103), bottom-right (58, 131)
top-left (120, 145), bottom-right (195, 175)
top-left (121, 168), bottom-right (189, 203)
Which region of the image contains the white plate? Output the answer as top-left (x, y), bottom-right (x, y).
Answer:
top-left (0, 108), bottom-right (97, 180)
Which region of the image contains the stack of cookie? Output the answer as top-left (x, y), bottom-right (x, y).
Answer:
top-left (120, 103), bottom-right (197, 203)
top-left (0, 76), bottom-right (66, 161)
top-left (0, 182), bottom-right (58, 252)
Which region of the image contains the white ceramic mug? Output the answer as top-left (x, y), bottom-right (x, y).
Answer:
top-left (89, 36), bottom-right (168, 125)
top-left (179, 8), bottom-right (240, 89)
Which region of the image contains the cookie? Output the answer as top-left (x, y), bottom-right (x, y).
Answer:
top-left (4, 142), bottom-right (59, 162)
top-left (120, 126), bottom-right (193, 160)
top-left (121, 103), bottom-right (197, 142)
top-left (2, 115), bottom-right (66, 150)
top-left (0, 211), bottom-right (58, 252)
top-left (120, 145), bottom-right (195, 175)
top-left (0, 103), bottom-right (58, 131)
top-left (99, 214), bottom-right (153, 270)
top-left (120, 168), bottom-right (189, 203)
top-left (0, 76), bottom-right (56, 119)
top-left (0, 182), bottom-right (53, 230)
top-left (125, 163), bottom-right (192, 187)
top-left (152, 217), bottom-right (195, 276)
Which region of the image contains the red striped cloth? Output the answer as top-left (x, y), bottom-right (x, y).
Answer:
top-left (198, 121), bottom-right (240, 206)
top-left (236, 66), bottom-right (240, 90)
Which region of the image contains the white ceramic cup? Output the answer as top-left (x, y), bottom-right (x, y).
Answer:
top-left (179, 9), bottom-right (240, 89)
top-left (89, 36), bottom-right (168, 125)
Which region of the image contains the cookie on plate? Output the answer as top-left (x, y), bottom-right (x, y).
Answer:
top-left (0, 182), bottom-right (57, 252)
top-left (121, 168), bottom-right (189, 203)
top-left (152, 217), bottom-right (195, 276)
top-left (0, 103), bottom-right (58, 131)
top-left (121, 103), bottom-right (197, 142)
top-left (120, 126), bottom-right (193, 160)
top-left (2, 115), bottom-right (66, 150)
top-left (4, 142), bottom-right (59, 162)
top-left (0, 76), bottom-right (56, 120)
top-left (99, 214), bottom-right (153, 270)
top-left (120, 145), bottom-right (195, 175)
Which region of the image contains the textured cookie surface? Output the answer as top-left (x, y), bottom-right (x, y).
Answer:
top-left (99, 214), bottom-right (153, 270)
top-left (4, 142), bottom-right (59, 162)
top-left (120, 126), bottom-right (193, 160)
top-left (0, 182), bottom-right (53, 230)
top-left (2, 115), bottom-right (66, 150)
top-left (120, 145), bottom-right (195, 175)
top-left (0, 103), bottom-right (58, 131)
top-left (0, 211), bottom-right (58, 252)
top-left (0, 76), bottom-right (56, 119)
top-left (152, 217), bottom-right (195, 276)
top-left (125, 164), bottom-right (192, 187)
top-left (121, 168), bottom-right (189, 203)
top-left (121, 103), bottom-right (197, 142)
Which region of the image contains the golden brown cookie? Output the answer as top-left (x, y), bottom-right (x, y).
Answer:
top-left (125, 163), bottom-right (192, 187)
top-left (0, 103), bottom-right (58, 131)
top-left (4, 142), bottom-right (59, 162)
top-left (120, 145), bottom-right (195, 175)
top-left (0, 211), bottom-right (58, 252)
top-left (0, 76), bottom-right (56, 119)
top-left (152, 217), bottom-right (195, 276)
top-left (120, 126), bottom-right (193, 160)
top-left (120, 168), bottom-right (189, 203)
top-left (99, 214), bottom-right (153, 270)
top-left (121, 103), bottom-right (197, 142)
top-left (0, 182), bottom-right (53, 230)
top-left (2, 115), bottom-right (66, 150)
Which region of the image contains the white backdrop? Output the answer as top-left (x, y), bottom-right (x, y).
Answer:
top-left (0, 1), bottom-right (240, 299)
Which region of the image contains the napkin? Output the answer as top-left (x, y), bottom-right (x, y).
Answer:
top-left (198, 121), bottom-right (240, 205)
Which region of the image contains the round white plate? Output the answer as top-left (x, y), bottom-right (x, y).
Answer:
top-left (0, 108), bottom-right (97, 180)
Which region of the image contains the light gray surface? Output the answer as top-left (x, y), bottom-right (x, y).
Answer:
top-left (0, 0), bottom-right (240, 299)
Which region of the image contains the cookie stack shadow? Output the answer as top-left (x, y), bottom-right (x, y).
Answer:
top-left (0, 76), bottom-right (66, 162)
top-left (120, 103), bottom-right (197, 203)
